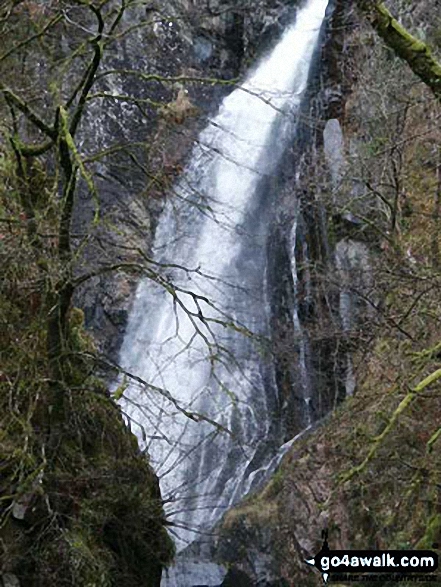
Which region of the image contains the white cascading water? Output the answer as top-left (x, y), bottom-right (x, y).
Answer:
top-left (118, 0), bottom-right (329, 554)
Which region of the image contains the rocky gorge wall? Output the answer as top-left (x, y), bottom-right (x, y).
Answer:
top-left (65, 0), bottom-right (440, 585)
top-left (0, 2), bottom-right (370, 587)
top-left (264, 0), bottom-right (356, 442)
top-left (75, 0), bottom-right (361, 455)
top-left (213, 1), bottom-right (441, 585)
top-left (74, 0), bottom-right (313, 359)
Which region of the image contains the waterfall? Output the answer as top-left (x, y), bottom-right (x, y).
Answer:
top-left (118, 0), bottom-right (329, 556)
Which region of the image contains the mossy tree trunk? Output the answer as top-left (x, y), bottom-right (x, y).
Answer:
top-left (1, 3), bottom-right (105, 451)
top-left (358, 1), bottom-right (441, 101)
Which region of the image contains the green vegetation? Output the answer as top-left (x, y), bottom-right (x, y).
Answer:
top-left (0, 3), bottom-right (176, 584)
top-left (0, 155), bottom-right (174, 583)
top-left (1, 1), bottom-right (440, 586)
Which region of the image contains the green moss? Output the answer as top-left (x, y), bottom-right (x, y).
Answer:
top-left (371, 2), bottom-right (441, 99)
top-left (416, 515), bottom-right (441, 549)
top-left (41, 528), bottom-right (113, 587)
top-left (260, 467), bottom-right (285, 500)
top-left (1, 385), bottom-right (174, 586)
top-left (0, 217), bottom-right (173, 586)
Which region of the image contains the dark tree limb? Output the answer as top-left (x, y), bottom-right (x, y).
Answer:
top-left (0, 13), bottom-right (63, 64)
top-left (69, 2), bottom-right (104, 137)
top-left (0, 87), bottom-right (57, 139)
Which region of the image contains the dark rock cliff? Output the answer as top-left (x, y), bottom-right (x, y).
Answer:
top-left (214, 1), bottom-right (441, 585)
top-left (0, 375), bottom-right (174, 586)
top-left (265, 0), bottom-right (355, 442)
top-left (61, 0), bottom-right (440, 585)
top-left (74, 0), bottom-right (360, 456)
top-left (73, 0), bottom-right (306, 360)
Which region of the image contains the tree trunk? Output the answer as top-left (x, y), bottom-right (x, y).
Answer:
top-left (358, 1), bottom-right (441, 101)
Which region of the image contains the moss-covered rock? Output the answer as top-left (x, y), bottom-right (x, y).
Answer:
top-left (0, 155), bottom-right (173, 586)
top-left (217, 345), bottom-right (441, 586)
top-left (0, 385), bottom-right (174, 587)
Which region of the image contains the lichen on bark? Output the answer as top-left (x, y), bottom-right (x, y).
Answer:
top-left (358, 1), bottom-right (441, 100)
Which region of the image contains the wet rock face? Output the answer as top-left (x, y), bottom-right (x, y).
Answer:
top-left (263, 0), bottom-right (355, 442)
top-left (73, 0), bottom-right (299, 358)
top-left (215, 433), bottom-right (345, 587)
top-left (213, 2), bottom-right (360, 577)
top-left (171, 0), bottom-right (302, 68)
